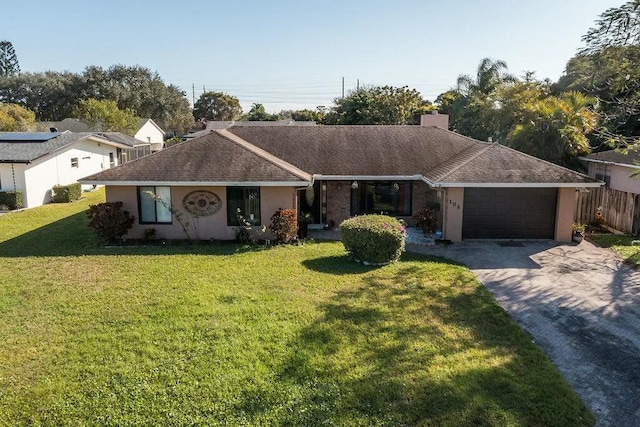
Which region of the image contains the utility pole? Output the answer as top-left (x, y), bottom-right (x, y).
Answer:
top-left (203, 85), bottom-right (206, 93)
top-left (192, 83), bottom-right (195, 105)
top-left (357, 79), bottom-right (359, 90)
top-left (342, 77), bottom-right (345, 98)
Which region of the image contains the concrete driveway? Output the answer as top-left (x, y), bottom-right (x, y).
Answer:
top-left (408, 240), bottom-right (640, 427)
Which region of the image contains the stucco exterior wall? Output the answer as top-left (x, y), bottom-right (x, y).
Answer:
top-left (555, 187), bottom-right (576, 242)
top-left (610, 165), bottom-right (640, 194)
top-left (588, 162), bottom-right (640, 194)
top-left (19, 138), bottom-right (116, 208)
top-left (0, 163), bottom-right (26, 194)
top-left (106, 185), bottom-right (297, 241)
top-left (443, 187), bottom-right (464, 242)
top-left (135, 120), bottom-right (165, 151)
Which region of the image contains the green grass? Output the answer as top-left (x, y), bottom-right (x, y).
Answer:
top-left (589, 234), bottom-right (640, 269)
top-left (0, 191), bottom-right (593, 426)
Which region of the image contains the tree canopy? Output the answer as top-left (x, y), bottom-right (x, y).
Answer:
top-left (72, 98), bottom-right (139, 135)
top-left (0, 65), bottom-right (193, 134)
top-left (435, 59), bottom-right (599, 167)
top-left (193, 91), bottom-right (242, 121)
top-left (582, 0), bottom-right (640, 53)
top-left (0, 103), bottom-right (35, 131)
top-left (0, 41), bottom-right (20, 77)
top-left (325, 85), bottom-right (433, 125)
top-left (240, 103), bottom-right (277, 121)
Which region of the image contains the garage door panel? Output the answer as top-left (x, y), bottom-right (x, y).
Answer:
top-left (462, 188), bottom-right (557, 239)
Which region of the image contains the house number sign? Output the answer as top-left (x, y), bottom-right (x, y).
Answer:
top-left (183, 190), bottom-right (222, 216)
top-left (449, 199), bottom-right (461, 209)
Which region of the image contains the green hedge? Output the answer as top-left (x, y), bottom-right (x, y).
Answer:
top-left (0, 191), bottom-right (22, 210)
top-left (52, 183), bottom-right (82, 203)
top-left (340, 214), bottom-right (406, 264)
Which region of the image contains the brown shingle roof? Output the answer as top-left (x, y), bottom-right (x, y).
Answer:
top-left (81, 131), bottom-right (311, 184)
top-left (82, 125), bottom-right (600, 186)
top-left (430, 143), bottom-right (596, 185)
top-left (228, 125), bottom-right (477, 176)
top-left (583, 147), bottom-right (640, 167)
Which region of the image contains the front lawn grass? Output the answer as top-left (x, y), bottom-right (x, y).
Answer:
top-left (589, 234), bottom-right (640, 269)
top-left (0, 192), bottom-right (593, 426)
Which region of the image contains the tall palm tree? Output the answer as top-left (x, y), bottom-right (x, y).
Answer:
top-left (456, 58), bottom-right (515, 97)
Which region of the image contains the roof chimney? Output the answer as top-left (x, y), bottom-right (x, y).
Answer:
top-left (420, 112), bottom-right (449, 130)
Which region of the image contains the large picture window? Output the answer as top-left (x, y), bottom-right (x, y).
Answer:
top-left (350, 181), bottom-right (412, 216)
top-left (227, 187), bottom-right (261, 226)
top-left (138, 186), bottom-right (172, 224)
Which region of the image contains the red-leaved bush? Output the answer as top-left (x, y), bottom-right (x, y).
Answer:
top-left (269, 208), bottom-right (298, 243)
top-left (86, 202), bottom-right (135, 243)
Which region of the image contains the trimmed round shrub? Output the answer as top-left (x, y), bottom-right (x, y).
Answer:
top-left (340, 214), bottom-right (406, 264)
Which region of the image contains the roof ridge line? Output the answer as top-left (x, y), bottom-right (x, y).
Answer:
top-left (434, 143), bottom-right (495, 182)
top-left (215, 129), bottom-right (312, 182)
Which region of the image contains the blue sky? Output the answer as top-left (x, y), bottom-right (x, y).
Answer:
top-left (3, 0), bottom-right (623, 113)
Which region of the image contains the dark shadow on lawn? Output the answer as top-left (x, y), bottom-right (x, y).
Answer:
top-left (302, 254), bottom-right (378, 275)
top-left (233, 258), bottom-right (593, 425)
top-left (0, 212), bottom-right (263, 258)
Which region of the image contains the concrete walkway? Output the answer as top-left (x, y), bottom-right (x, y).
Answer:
top-left (408, 240), bottom-right (640, 427)
top-left (310, 229), bottom-right (640, 425)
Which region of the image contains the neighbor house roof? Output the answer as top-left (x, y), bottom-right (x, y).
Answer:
top-left (582, 148), bottom-right (640, 169)
top-left (81, 131), bottom-right (312, 186)
top-left (0, 131), bottom-right (132, 163)
top-left (80, 125), bottom-right (600, 187)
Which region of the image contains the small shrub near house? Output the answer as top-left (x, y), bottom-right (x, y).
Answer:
top-left (86, 202), bottom-right (135, 243)
top-left (341, 214), bottom-right (406, 264)
top-left (269, 208), bottom-right (298, 243)
top-left (0, 191), bottom-right (22, 210)
top-left (52, 183), bottom-right (82, 203)
top-left (413, 205), bottom-right (439, 235)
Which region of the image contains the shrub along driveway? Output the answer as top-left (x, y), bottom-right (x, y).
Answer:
top-left (408, 240), bottom-right (640, 427)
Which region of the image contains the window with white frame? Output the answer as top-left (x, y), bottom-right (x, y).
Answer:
top-left (71, 158), bottom-right (79, 168)
top-left (138, 186), bottom-right (172, 224)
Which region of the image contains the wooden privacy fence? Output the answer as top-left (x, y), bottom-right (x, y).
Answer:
top-left (575, 187), bottom-right (638, 234)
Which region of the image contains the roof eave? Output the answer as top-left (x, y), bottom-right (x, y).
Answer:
top-left (79, 180), bottom-right (313, 187)
top-left (578, 156), bottom-right (640, 170)
top-left (432, 182), bottom-right (604, 188)
top-left (313, 174), bottom-right (424, 181)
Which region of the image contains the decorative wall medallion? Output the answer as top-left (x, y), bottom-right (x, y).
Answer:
top-left (182, 190), bottom-right (222, 216)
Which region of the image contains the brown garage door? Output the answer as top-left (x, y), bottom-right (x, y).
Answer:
top-left (462, 188), bottom-right (558, 239)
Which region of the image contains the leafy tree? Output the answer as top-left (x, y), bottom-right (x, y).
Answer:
top-left (0, 65), bottom-right (193, 134)
top-left (445, 58), bottom-right (517, 141)
top-left (193, 91), bottom-right (242, 121)
top-left (72, 98), bottom-right (139, 135)
top-left (582, 0), bottom-right (640, 53)
top-left (0, 103), bottom-right (35, 131)
top-left (81, 65), bottom-right (193, 134)
top-left (325, 85), bottom-right (431, 125)
top-left (289, 108), bottom-right (325, 122)
top-left (556, 45), bottom-right (640, 147)
top-left (0, 71), bottom-right (85, 120)
top-left (507, 91), bottom-right (598, 166)
top-left (0, 41), bottom-right (20, 77)
top-left (240, 103), bottom-right (277, 121)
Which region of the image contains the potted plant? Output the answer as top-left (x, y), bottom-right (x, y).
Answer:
top-left (572, 222), bottom-right (586, 243)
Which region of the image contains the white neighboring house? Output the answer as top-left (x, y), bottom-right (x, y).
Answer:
top-left (0, 131), bottom-right (136, 208)
top-left (135, 119), bottom-right (165, 152)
